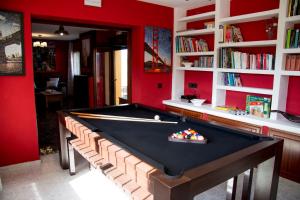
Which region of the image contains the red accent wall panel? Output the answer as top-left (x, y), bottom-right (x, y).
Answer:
top-left (0, 0), bottom-right (173, 166)
top-left (226, 91), bottom-right (272, 110)
top-left (184, 71), bottom-right (213, 103)
top-left (286, 77), bottom-right (300, 115)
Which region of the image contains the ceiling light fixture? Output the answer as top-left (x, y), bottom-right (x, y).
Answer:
top-left (33, 35), bottom-right (47, 48)
top-left (54, 25), bottom-right (69, 36)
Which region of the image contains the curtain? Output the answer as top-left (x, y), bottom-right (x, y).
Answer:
top-left (67, 42), bottom-right (80, 96)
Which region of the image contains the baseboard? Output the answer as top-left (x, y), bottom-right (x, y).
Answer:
top-left (0, 177), bottom-right (2, 192)
top-left (0, 159), bottom-right (41, 171)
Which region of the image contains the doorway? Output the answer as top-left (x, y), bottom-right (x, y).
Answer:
top-left (93, 32), bottom-right (130, 107)
top-left (31, 20), bottom-right (131, 154)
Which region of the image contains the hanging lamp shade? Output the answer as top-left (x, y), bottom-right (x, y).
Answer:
top-left (54, 25), bottom-right (69, 36)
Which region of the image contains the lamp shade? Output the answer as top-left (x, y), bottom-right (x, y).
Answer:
top-left (54, 25), bottom-right (69, 35)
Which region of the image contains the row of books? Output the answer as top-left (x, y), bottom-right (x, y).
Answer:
top-left (194, 56), bottom-right (214, 68)
top-left (246, 95), bottom-right (271, 119)
top-left (176, 37), bottom-right (209, 53)
top-left (285, 54), bottom-right (300, 71)
top-left (219, 48), bottom-right (274, 70)
top-left (219, 25), bottom-right (243, 43)
top-left (223, 73), bottom-right (242, 87)
top-left (286, 29), bottom-right (300, 48)
top-left (288, 0), bottom-right (300, 17)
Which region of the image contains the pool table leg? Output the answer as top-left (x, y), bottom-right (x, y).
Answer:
top-left (226, 169), bottom-right (254, 200)
top-left (226, 176), bottom-right (238, 200)
top-left (59, 119), bottom-right (71, 169)
top-left (241, 169), bottom-right (254, 200)
top-left (67, 139), bottom-right (76, 176)
top-left (253, 156), bottom-right (280, 200)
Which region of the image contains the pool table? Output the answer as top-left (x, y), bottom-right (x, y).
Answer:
top-left (58, 104), bottom-right (283, 200)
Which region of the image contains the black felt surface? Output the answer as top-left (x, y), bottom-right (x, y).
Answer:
top-left (69, 105), bottom-right (269, 176)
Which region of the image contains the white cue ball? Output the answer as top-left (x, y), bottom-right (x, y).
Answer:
top-left (154, 115), bottom-right (160, 121)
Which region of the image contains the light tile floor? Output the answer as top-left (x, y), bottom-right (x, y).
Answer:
top-left (0, 153), bottom-right (299, 200)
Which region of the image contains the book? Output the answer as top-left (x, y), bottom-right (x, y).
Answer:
top-left (286, 29), bottom-right (292, 48)
top-left (219, 25), bottom-right (224, 43)
top-left (246, 95), bottom-right (271, 119)
top-left (176, 37), bottom-right (209, 53)
top-left (286, 55), bottom-right (291, 70)
top-left (296, 55), bottom-right (300, 70)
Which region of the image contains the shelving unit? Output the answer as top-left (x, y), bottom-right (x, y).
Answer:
top-left (176, 29), bottom-right (215, 36)
top-left (218, 40), bottom-right (277, 48)
top-left (219, 9), bottom-right (279, 24)
top-left (169, 0), bottom-right (299, 122)
top-left (216, 85), bottom-right (273, 95)
top-left (216, 68), bottom-right (275, 75)
top-left (175, 67), bottom-right (213, 72)
top-left (178, 11), bottom-right (216, 22)
top-left (175, 51), bottom-right (214, 56)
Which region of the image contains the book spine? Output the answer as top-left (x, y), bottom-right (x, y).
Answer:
top-left (286, 29), bottom-right (292, 48)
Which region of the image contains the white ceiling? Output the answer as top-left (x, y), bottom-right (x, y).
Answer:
top-left (31, 23), bottom-right (101, 41)
top-left (138, 0), bottom-right (215, 9)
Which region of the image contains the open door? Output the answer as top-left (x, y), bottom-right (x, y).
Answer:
top-left (114, 49), bottom-right (128, 105)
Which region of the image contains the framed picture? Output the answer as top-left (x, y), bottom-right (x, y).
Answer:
top-left (0, 10), bottom-right (25, 75)
top-left (144, 26), bottom-right (171, 72)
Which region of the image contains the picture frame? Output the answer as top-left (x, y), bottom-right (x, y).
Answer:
top-left (0, 10), bottom-right (25, 76)
top-left (144, 26), bottom-right (171, 73)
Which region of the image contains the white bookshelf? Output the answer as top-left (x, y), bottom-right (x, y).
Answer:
top-left (175, 67), bottom-right (213, 72)
top-left (285, 15), bottom-right (300, 23)
top-left (282, 48), bottom-right (300, 54)
top-left (178, 11), bottom-right (216, 23)
top-left (281, 70), bottom-right (300, 76)
top-left (216, 85), bottom-right (273, 95)
top-left (170, 0), bottom-right (298, 122)
top-left (218, 40), bottom-right (277, 48)
top-left (219, 9), bottom-right (279, 24)
top-left (176, 51), bottom-right (215, 56)
top-left (176, 28), bottom-right (215, 36)
top-left (216, 68), bottom-right (275, 75)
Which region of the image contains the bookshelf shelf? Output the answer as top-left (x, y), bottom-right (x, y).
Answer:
top-left (219, 9), bottom-right (279, 24)
top-left (178, 11), bottom-right (215, 23)
top-left (281, 70), bottom-right (300, 76)
top-left (175, 67), bottom-right (213, 72)
top-left (285, 15), bottom-right (300, 23)
top-left (216, 85), bottom-right (273, 95)
top-left (216, 68), bottom-right (275, 75)
top-left (282, 48), bottom-right (300, 54)
top-left (176, 28), bottom-right (215, 36)
top-left (218, 40), bottom-right (277, 48)
top-left (176, 51), bottom-right (215, 56)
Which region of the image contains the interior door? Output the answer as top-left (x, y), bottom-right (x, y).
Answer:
top-left (93, 48), bottom-right (111, 107)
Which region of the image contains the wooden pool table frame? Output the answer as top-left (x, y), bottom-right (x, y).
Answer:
top-left (57, 109), bottom-right (283, 200)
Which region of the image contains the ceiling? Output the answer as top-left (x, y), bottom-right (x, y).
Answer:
top-left (138, 0), bottom-right (214, 9)
top-left (31, 23), bottom-right (102, 41)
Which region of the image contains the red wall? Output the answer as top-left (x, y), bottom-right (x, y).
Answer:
top-left (55, 41), bottom-right (69, 81)
top-left (0, 0), bottom-right (173, 166)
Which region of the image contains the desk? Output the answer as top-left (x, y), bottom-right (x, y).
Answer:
top-left (58, 104), bottom-right (283, 200)
top-left (41, 91), bottom-right (63, 108)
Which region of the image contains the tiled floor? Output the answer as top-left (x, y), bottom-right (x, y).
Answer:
top-left (0, 153), bottom-right (299, 200)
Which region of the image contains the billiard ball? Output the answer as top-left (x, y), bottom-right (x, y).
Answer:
top-left (154, 115), bottom-right (160, 120)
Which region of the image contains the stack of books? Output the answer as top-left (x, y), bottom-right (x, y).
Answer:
top-left (219, 48), bottom-right (274, 70)
top-left (223, 73), bottom-right (242, 87)
top-left (194, 56), bottom-right (214, 68)
top-left (219, 25), bottom-right (243, 43)
top-left (246, 95), bottom-right (271, 119)
top-left (286, 29), bottom-right (300, 48)
top-left (285, 54), bottom-right (300, 71)
top-left (176, 37), bottom-right (209, 53)
top-left (288, 0), bottom-right (300, 17)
